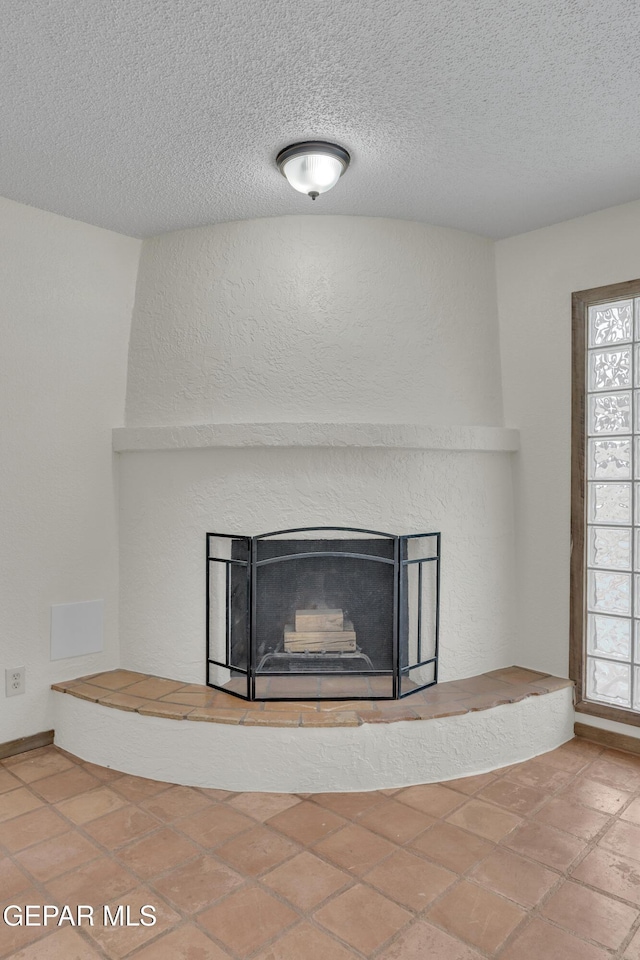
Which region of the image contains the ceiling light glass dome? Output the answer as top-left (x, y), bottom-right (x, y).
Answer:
top-left (276, 141), bottom-right (350, 200)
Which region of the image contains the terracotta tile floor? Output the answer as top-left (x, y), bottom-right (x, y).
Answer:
top-left (52, 666), bottom-right (572, 727)
top-left (3, 739), bottom-right (640, 957)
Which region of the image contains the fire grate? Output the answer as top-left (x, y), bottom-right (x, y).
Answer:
top-left (206, 527), bottom-right (440, 701)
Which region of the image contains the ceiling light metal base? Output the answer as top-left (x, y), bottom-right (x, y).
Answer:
top-left (276, 140), bottom-right (350, 171)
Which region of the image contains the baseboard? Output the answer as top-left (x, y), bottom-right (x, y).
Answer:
top-left (0, 730), bottom-right (54, 760)
top-left (574, 721), bottom-right (640, 757)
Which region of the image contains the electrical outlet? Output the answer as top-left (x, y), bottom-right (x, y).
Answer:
top-left (5, 667), bottom-right (25, 697)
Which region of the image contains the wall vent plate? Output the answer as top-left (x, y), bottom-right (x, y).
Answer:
top-left (50, 600), bottom-right (104, 660)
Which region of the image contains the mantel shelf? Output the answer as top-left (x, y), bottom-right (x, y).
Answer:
top-left (112, 422), bottom-right (520, 453)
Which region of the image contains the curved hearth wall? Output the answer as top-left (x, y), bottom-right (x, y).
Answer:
top-left (125, 216), bottom-right (501, 427)
top-left (118, 216), bottom-right (517, 687)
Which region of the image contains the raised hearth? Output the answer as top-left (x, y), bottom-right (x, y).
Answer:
top-left (51, 666), bottom-right (574, 791)
top-left (53, 665), bottom-right (571, 725)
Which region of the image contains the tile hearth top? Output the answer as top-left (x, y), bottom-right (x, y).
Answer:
top-left (52, 668), bottom-right (573, 728)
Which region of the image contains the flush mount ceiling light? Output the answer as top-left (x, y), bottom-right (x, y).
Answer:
top-left (276, 141), bottom-right (350, 200)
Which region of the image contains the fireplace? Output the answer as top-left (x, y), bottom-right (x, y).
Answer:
top-left (206, 527), bottom-right (440, 700)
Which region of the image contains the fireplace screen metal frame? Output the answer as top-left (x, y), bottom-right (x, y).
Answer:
top-left (206, 526), bottom-right (440, 701)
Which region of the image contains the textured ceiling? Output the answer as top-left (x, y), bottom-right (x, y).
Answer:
top-left (2, 0), bottom-right (640, 239)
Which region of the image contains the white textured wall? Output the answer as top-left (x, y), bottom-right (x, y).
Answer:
top-left (120, 217), bottom-right (515, 684)
top-left (497, 198), bottom-right (640, 677)
top-left (0, 196), bottom-right (140, 742)
top-left (125, 216), bottom-right (502, 427)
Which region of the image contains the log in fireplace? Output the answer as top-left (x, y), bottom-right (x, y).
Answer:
top-left (206, 527), bottom-right (440, 701)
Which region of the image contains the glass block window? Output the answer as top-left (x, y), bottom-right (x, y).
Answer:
top-left (584, 298), bottom-right (638, 709)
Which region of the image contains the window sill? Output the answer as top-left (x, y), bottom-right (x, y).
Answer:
top-left (575, 697), bottom-right (640, 728)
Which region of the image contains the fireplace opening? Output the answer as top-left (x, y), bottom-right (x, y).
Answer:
top-left (206, 527), bottom-right (440, 701)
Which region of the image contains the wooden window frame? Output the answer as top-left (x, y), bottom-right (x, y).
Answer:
top-left (571, 278), bottom-right (640, 725)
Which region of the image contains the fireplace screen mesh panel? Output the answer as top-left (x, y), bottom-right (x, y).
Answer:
top-left (401, 537), bottom-right (439, 696)
top-left (207, 527), bottom-right (440, 701)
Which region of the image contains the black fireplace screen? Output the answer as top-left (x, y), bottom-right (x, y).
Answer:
top-left (206, 527), bottom-right (440, 701)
